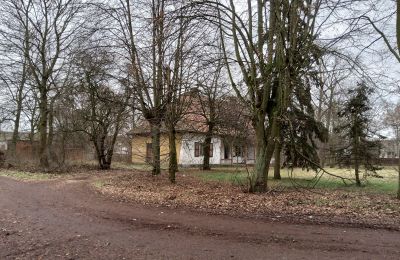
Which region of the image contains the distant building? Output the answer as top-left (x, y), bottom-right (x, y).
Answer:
top-left (0, 131), bottom-right (33, 151)
top-left (380, 139), bottom-right (399, 158)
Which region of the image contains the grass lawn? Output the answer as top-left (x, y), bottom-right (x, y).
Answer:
top-left (185, 166), bottom-right (399, 195)
top-left (0, 169), bottom-right (56, 181)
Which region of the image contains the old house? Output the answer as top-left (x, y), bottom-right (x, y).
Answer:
top-left (131, 94), bottom-right (256, 166)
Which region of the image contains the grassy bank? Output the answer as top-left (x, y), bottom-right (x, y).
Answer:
top-left (186, 167), bottom-right (399, 195)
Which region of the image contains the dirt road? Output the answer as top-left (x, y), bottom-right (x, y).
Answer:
top-left (1, 176), bottom-right (399, 260)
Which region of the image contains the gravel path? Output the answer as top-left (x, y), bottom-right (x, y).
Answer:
top-left (1, 176), bottom-right (399, 259)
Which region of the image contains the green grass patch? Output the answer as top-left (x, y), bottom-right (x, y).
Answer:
top-left (111, 162), bottom-right (162, 171)
top-left (92, 180), bottom-right (105, 188)
top-left (0, 169), bottom-right (55, 181)
top-left (186, 166), bottom-right (399, 195)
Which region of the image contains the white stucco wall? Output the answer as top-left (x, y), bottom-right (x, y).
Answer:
top-left (179, 133), bottom-right (222, 165)
top-left (0, 141), bottom-right (7, 151)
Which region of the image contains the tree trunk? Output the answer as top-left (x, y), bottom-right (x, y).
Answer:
top-left (47, 105), bottom-right (55, 164)
top-left (60, 131), bottom-right (66, 166)
top-left (202, 124), bottom-right (214, 171)
top-left (29, 100), bottom-right (37, 145)
top-left (397, 155), bottom-right (400, 199)
top-left (396, 0), bottom-right (400, 199)
top-left (251, 118), bottom-right (268, 192)
top-left (95, 135), bottom-right (111, 170)
top-left (396, 0), bottom-right (400, 53)
top-left (38, 91), bottom-right (49, 168)
top-left (354, 133), bottom-right (361, 186)
top-left (354, 159), bottom-right (361, 186)
top-left (150, 121), bottom-right (161, 175)
top-left (396, 127), bottom-right (400, 199)
top-left (10, 98), bottom-right (22, 159)
top-left (168, 126), bottom-right (178, 183)
top-left (274, 137), bottom-right (282, 180)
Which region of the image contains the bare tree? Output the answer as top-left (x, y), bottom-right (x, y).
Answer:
top-left (69, 49), bottom-right (130, 169)
top-left (194, 58), bottom-right (227, 171)
top-left (163, 3), bottom-right (203, 183)
top-left (19, 0), bottom-right (84, 168)
top-left (190, 0), bottom-right (323, 192)
top-left (99, 0), bottom-right (203, 176)
top-left (0, 0), bottom-right (32, 159)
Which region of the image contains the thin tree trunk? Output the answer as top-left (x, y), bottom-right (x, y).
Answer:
top-left (168, 126), bottom-right (177, 183)
top-left (47, 104), bottom-right (55, 163)
top-left (355, 160), bottom-right (361, 186)
top-left (274, 136), bottom-right (282, 180)
top-left (150, 121), bottom-right (161, 175)
top-left (395, 0), bottom-right (400, 199)
top-left (202, 124), bottom-right (214, 171)
top-left (397, 154), bottom-right (400, 199)
top-left (354, 132), bottom-right (361, 186)
top-left (396, 127), bottom-right (400, 199)
top-left (38, 91), bottom-right (49, 168)
top-left (397, 0), bottom-right (400, 53)
top-left (60, 131), bottom-right (66, 166)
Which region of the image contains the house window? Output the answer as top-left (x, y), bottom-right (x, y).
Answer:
top-left (146, 143), bottom-right (153, 162)
top-left (194, 142), bottom-right (201, 157)
top-left (224, 144), bottom-right (230, 159)
top-left (194, 142), bottom-right (213, 157)
top-left (234, 145), bottom-right (243, 157)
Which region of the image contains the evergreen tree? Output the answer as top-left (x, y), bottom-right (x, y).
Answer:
top-left (334, 82), bottom-right (382, 186)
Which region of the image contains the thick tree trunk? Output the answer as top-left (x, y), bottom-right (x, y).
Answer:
top-left (150, 121), bottom-right (161, 175)
top-left (38, 91), bottom-right (49, 168)
top-left (10, 100), bottom-right (22, 159)
top-left (202, 124), bottom-right (214, 171)
top-left (95, 136), bottom-right (111, 170)
top-left (251, 118), bottom-right (268, 192)
top-left (168, 126), bottom-right (178, 183)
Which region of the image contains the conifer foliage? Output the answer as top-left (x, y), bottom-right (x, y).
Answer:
top-left (334, 82), bottom-right (382, 186)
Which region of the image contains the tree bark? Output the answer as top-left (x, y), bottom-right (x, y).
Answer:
top-left (202, 124), bottom-right (214, 171)
top-left (150, 121), bottom-right (161, 175)
top-left (397, 0), bottom-right (400, 53)
top-left (38, 90), bottom-right (49, 168)
top-left (95, 134), bottom-right (111, 170)
top-left (396, 0), bottom-right (400, 199)
top-left (397, 151), bottom-right (399, 199)
top-left (274, 136), bottom-right (282, 180)
top-left (168, 126), bottom-right (178, 183)
top-left (10, 97), bottom-right (22, 159)
top-left (396, 127), bottom-right (400, 199)
top-left (251, 117), bottom-right (268, 192)
top-left (47, 103), bottom-right (55, 163)
top-left (354, 132), bottom-right (361, 186)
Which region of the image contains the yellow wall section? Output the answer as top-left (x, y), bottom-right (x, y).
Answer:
top-left (131, 133), bottom-right (182, 164)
